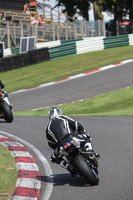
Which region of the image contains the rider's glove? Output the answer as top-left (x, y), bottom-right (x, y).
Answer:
top-left (84, 142), bottom-right (92, 152)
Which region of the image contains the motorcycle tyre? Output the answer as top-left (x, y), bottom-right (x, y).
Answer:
top-left (74, 155), bottom-right (99, 185)
top-left (0, 102), bottom-right (13, 123)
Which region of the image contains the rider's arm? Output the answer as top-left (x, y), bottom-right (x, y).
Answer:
top-left (63, 115), bottom-right (86, 134)
top-left (74, 121), bottom-right (92, 142)
top-left (62, 115), bottom-right (90, 138)
top-left (76, 121), bottom-right (86, 134)
top-left (46, 125), bottom-right (57, 149)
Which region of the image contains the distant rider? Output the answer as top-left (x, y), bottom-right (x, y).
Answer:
top-left (45, 107), bottom-right (99, 176)
top-left (0, 80), bottom-right (12, 109)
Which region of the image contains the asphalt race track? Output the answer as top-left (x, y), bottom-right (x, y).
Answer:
top-left (0, 62), bottom-right (133, 200)
top-left (0, 116), bottom-right (133, 200)
top-left (9, 62), bottom-right (133, 111)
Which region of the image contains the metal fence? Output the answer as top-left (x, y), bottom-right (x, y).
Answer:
top-left (0, 19), bottom-right (105, 48)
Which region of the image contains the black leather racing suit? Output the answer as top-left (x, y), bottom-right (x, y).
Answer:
top-left (46, 115), bottom-right (92, 161)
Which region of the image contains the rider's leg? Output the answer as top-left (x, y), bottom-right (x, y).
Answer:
top-left (84, 137), bottom-right (100, 159)
top-left (51, 148), bottom-right (76, 176)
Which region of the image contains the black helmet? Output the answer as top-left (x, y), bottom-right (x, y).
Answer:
top-left (48, 107), bottom-right (62, 120)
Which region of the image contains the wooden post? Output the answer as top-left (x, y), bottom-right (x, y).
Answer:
top-left (7, 22), bottom-right (10, 48)
top-left (21, 22), bottom-right (23, 38)
top-left (52, 23), bottom-right (55, 41)
top-left (84, 19), bottom-right (87, 37)
top-left (65, 12), bottom-right (68, 40)
top-left (35, 24), bottom-right (37, 42)
top-left (50, 6), bottom-right (53, 21)
top-left (57, 24), bottom-right (59, 40)
top-left (43, 0), bottom-right (45, 18)
top-left (13, 22), bottom-right (16, 44)
top-left (74, 21), bottom-right (76, 39)
top-left (80, 21), bottom-right (84, 38)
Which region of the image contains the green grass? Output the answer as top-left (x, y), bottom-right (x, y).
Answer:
top-left (1, 46), bottom-right (133, 93)
top-left (14, 86), bottom-right (133, 116)
top-left (0, 145), bottom-right (17, 200)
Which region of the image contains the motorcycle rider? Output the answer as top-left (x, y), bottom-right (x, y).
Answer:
top-left (0, 80), bottom-right (4, 89)
top-left (0, 80), bottom-right (12, 109)
top-left (45, 107), bottom-right (100, 176)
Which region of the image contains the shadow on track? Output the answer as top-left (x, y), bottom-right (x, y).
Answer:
top-left (41, 173), bottom-right (97, 187)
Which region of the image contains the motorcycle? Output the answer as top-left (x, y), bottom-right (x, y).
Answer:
top-left (0, 89), bottom-right (13, 123)
top-left (60, 136), bottom-right (100, 185)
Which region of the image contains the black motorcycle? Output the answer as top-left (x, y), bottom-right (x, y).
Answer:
top-left (0, 89), bottom-right (13, 123)
top-left (60, 137), bottom-right (100, 185)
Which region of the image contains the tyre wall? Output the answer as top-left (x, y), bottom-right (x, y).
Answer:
top-left (0, 47), bottom-right (49, 72)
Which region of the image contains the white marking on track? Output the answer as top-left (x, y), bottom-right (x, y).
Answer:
top-left (16, 178), bottom-right (41, 189)
top-left (10, 196), bottom-right (38, 200)
top-left (10, 151), bottom-right (32, 158)
top-left (15, 162), bottom-right (39, 171)
top-left (1, 141), bottom-right (24, 147)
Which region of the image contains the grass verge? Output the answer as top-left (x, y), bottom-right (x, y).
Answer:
top-left (14, 86), bottom-right (133, 116)
top-left (0, 46), bottom-right (133, 93)
top-left (0, 144), bottom-right (17, 200)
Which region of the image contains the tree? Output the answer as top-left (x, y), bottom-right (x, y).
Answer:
top-left (93, 0), bottom-right (103, 20)
top-left (102, 0), bottom-right (133, 35)
top-left (126, 0), bottom-right (133, 19)
top-left (102, 0), bottom-right (133, 20)
top-left (76, 0), bottom-right (91, 20)
top-left (53, 0), bottom-right (92, 20)
top-left (54, 0), bottom-right (77, 18)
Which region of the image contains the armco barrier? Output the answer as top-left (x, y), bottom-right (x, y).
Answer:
top-left (83, 36), bottom-right (105, 40)
top-left (36, 40), bottom-right (61, 49)
top-left (61, 38), bottom-right (83, 45)
top-left (76, 36), bottom-right (104, 54)
top-left (2, 34), bottom-right (133, 72)
top-left (128, 34), bottom-right (133, 45)
top-left (104, 35), bottom-right (129, 49)
top-left (4, 41), bottom-right (61, 58)
top-left (4, 48), bottom-right (12, 57)
top-left (49, 42), bottom-right (76, 59)
top-left (11, 47), bottom-right (20, 55)
top-left (49, 39), bottom-right (83, 60)
top-left (0, 47), bottom-right (49, 72)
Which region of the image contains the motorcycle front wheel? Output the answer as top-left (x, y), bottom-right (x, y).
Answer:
top-left (0, 102), bottom-right (13, 123)
top-left (74, 155), bottom-right (99, 185)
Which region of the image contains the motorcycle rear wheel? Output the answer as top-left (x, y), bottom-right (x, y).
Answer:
top-left (0, 102), bottom-right (13, 123)
top-left (74, 155), bottom-right (99, 185)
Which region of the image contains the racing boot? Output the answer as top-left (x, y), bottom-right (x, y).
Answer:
top-left (84, 142), bottom-right (100, 159)
top-left (60, 160), bottom-right (76, 177)
top-left (67, 164), bottom-right (76, 177)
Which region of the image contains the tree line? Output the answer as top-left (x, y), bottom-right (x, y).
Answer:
top-left (52, 0), bottom-right (133, 20)
top-left (51, 0), bottom-right (133, 35)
